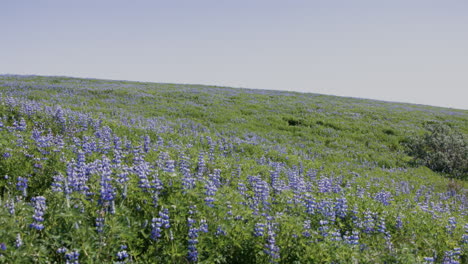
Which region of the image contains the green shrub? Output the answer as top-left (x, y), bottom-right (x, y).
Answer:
top-left (406, 123), bottom-right (467, 179)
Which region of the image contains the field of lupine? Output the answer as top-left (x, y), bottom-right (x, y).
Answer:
top-left (0, 74), bottom-right (466, 264)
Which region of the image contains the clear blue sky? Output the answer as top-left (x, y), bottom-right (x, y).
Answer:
top-left (1, 0), bottom-right (467, 109)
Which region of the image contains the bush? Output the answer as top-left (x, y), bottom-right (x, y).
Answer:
top-left (406, 123), bottom-right (467, 180)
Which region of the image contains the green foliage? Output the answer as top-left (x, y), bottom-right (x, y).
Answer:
top-left (406, 123), bottom-right (468, 179)
top-left (0, 75), bottom-right (467, 263)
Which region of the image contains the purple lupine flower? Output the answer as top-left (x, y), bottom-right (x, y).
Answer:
top-left (30, 196), bottom-right (46, 230)
top-left (160, 208), bottom-right (171, 229)
top-left (0, 243), bottom-right (6, 250)
top-left (16, 118), bottom-right (27, 131)
top-left (3, 152), bottom-right (11, 158)
top-left (180, 154), bottom-right (195, 190)
top-left (204, 180), bottom-right (217, 207)
top-left (318, 220), bottom-right (330, 237)
top-left (143, 135), bottom-right (151, 153)
top-left (116, 250), bottom-right (129, 261)
top-left (187, 217), bottom-right (199, 262)
top-left (16, 176), bottom-right (28, 197)
top-left (377, 216), bottom-right (387, 234)
top-left (302, 220), bottom-right (311, 237)
top-left (396, 216), bottom-right (403, 229)
top-left (65, 250), bottom-right (80, 264)
top-left (330, 229), bottom-right (342, 241)
top-left (134, 160), bottom-right (152, 189)
top-left (334, 197), bottom-right (348, 219)
top-left (209, 169), bottom-right (222, 188)
top-left (317, 199), bottom-right (336, 222)
top-left (373, 190), bottom-right (393, 206)
top-left (362, 210), bottom-right (376, 234)
top-left (51, 173), bottom-right (65, 192)
top-left (96, 217), bottom-right (105, 233)
top-left (151, 218), bottom-right (163, 240)
top-left (443, 247), bottom-right (461, 264)
top-left (5, 199), bottom-right (15, 215)
top-left (249, 175), bottom-right (270, 211)
top-left (199, 219), bottom-right (208, 233)
top-left (57, 247), bottom-right (68, 254)
top-left (164, 160), bottom-right (175, 173)
top-left (446, 217), bottom-right (457, 235)
top-left (15, 234), bottom-right (22, 248)
top-left (215, 226), bottom-right (226, 236)
top-left (423, 257), bottom-right (435, 263)
top-left (318, 177), bottom-right (333, 193)
top-left (264, 223), bottom-right (280, 263)
top-left (304, 194), bottom-right (316, 214)
top-left (343, 231), bottom-right (359, 245)
top-left (462, 224), bottom-right (468, 244)
top-left (99, 156), bottom-right (115, 208)
top-left (197, 152), bottom-right (206, 178)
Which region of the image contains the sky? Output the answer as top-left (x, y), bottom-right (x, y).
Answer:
top-left (1, 0), bottom-right (467, 109)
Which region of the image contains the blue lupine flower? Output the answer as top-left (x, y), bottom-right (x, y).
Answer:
top-left (160, 208), bottom-right (171, 229)
top-left (330, 229), bottom-right (342, 241)
top-left (116, 250), bottom-right (129, 261)
top-left (199, 219), bottom-right (208, 233)
top-left (30, 196), bottom-right (47, 231)
top-left (5, 199), bottom-right (15, 215)
top-left (204, 180), bottom-right (217, 207)
top-left (343, 231), bottom-right (359, 245)
top-left (264, 223), bottom-right (280, 263)
top-left (254, 223), bottom-right (266, 237)
top-left (164, 160), bottom-right (176, 173)
top-left (362, 210), bottom-right (376, 234)
top-left (0, 243), bottom-right (6, 250)
top-left (17, 176), bottom-right (28, 197)
top-left (57, 247), bottom-right (68, 254)
top-left (143, 135), bottom-right (151, 153)
top-left (197, 152), bottom-right (206, 178)
top-left (187, 217), bottom-right (199, 262)
top-left (334, 197), bottom-right (348, 219)
top-left (396, 216), bottom-right (403, 229)
top-left (65, 250), bottom-right (80, 264)
top-left (373, 190), bottom-right (393, 206)
top-left (319, 220), bottom-right (330, 237)
top-left (302, 220), bottom-right (311, 237)
top-left (96, 217), bottom-right (105, 233)
top-left (151, 217), bottom-right (163, 241)
top-left (318, 177), bottom-right (333, 193)
top-left (446, 217), bottom-right (457, 235)
top-left (215, 226), bottom-right (227, 236)
top-left (15, 234), bottom-right (22, 248)
top-left (423, 257), bottom-right (435, 263)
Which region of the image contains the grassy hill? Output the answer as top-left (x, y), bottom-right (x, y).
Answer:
top-left (0, 74), bottom-right (466, 263)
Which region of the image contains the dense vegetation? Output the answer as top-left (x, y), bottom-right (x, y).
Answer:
top-left (406, 123), bottom-right (467, 180)
top-left (0, 75), bottom-right (467, 263)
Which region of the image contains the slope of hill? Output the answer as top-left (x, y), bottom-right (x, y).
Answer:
top-left (0, 75), bottom-right (466, 263)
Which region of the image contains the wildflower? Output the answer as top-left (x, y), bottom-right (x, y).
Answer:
top-left (373, 190), bottom-right (393, 206)
top-left (264, 223), bottom-right (280, 263)
top-left (254, 223), bottom-right (266, 237)
top-left (96, 217), bottom-right (105, 233)
top-left (30, 196), bottom-right (47, 231)
top-left (57, 247), bottom-right (68, 254)
top-left (116, 250), bottom-right (129, 261)
top-left (15, 234), bottom-right (23, 248)
top-left (65, 250), bottom-right (80, 264)
top-left (215, 226), bottom-right (227, 236)
top-left (446, 217), bottom-right (457, 235)
top-left (187, 218), bottom-right (199, 262)
top-left (17, 176), bottom-right (28, 197)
